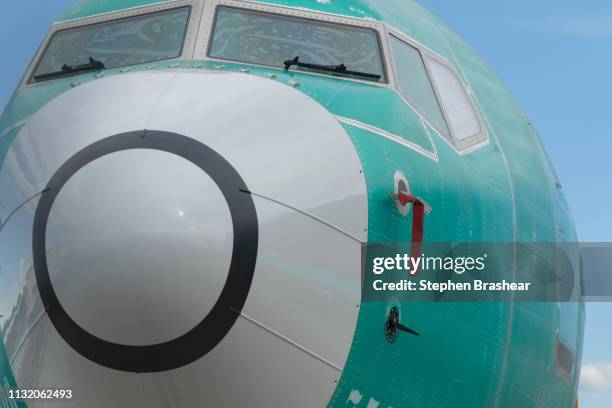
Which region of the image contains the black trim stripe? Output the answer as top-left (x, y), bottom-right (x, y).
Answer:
top-left (32, 131), bottom-right (259, 373)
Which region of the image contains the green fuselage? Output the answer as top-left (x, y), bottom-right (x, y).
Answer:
top-left (0, 1), bottom-right (583, 407)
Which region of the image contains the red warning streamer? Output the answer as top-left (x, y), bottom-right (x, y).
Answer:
top-left (394, 192), bottom-right (426, 275)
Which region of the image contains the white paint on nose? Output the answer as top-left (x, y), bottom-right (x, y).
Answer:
top-left (45, 148), bottom-right (233, 346)
top-left (2, 70), bottom-right (367, 408)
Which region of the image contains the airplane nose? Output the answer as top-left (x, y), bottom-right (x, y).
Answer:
top-left (44, 139), bottom-right (234, 347)
top-left (1, 70), bottom-right (367, 407)
top-left (34, 129), bottom-right (260, 372)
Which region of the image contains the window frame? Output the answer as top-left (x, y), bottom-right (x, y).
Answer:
top-left (21, 0), bottom-right (203, 87)
top-left (387, 32), bottom-right (451, 141)
top-left (424, 52), bottom-right (488, 150)
top-left (386, 27), bottom-right (488, 152)
top-left (195, 0), bottom-right (394, 88)
top-left (20, 0), bottom-right (488, 153)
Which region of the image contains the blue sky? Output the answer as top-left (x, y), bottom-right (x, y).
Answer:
top-left (1, 1), bottom-right (611, 407)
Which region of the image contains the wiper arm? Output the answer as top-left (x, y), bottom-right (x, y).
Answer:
top-left (34, 57), bottom-right (105, 81)
top-left (283, 56), bottom-right (381, 80)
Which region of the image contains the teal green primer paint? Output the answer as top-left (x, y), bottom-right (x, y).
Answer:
top-left (331, 115), bottom-right (516, 407)
top-left (0, 1), bottom-right (583, 407)
top-left (0, 342), bottom-right (26, 408)
top-left (0, 126), bottom-right (23, 169)
top-left (59, 0), bottom-right (167, 21)
top-left (0, 129), bottom-right (26, 408)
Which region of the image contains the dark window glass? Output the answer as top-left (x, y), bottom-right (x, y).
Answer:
top-left (209, 7), bottom-right (385, 82)
top-left (33, 7), bottom-right (190, 81)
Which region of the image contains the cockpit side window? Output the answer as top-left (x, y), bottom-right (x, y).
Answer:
top-left (425, 56), bottom-right (482, 141)
top-left (389, 35), bottom-right (451, 139)
top-left (32, 7), bottom-right (190, 82)
top-left (208, 6), bottom-right (386, 82)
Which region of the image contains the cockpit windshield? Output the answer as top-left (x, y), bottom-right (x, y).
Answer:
top-left (208, 6), bottom-right (386, 82)
top-left (32, 7), bottom-right (190, 82)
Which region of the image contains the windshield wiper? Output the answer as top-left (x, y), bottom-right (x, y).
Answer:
top-left (283, 56), bottom-right (381, 80)
top-left (34, 57), bottom-right (105, 81)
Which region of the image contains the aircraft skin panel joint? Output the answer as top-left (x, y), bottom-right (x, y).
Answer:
top-left (0, 1), bottom-right (583, 407)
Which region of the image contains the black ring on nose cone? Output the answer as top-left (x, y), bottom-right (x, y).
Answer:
top-left (32, 131), bottom-right (259, 373)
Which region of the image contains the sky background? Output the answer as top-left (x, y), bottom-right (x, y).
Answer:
top-left (0, 1), bottom-right (611, 407)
